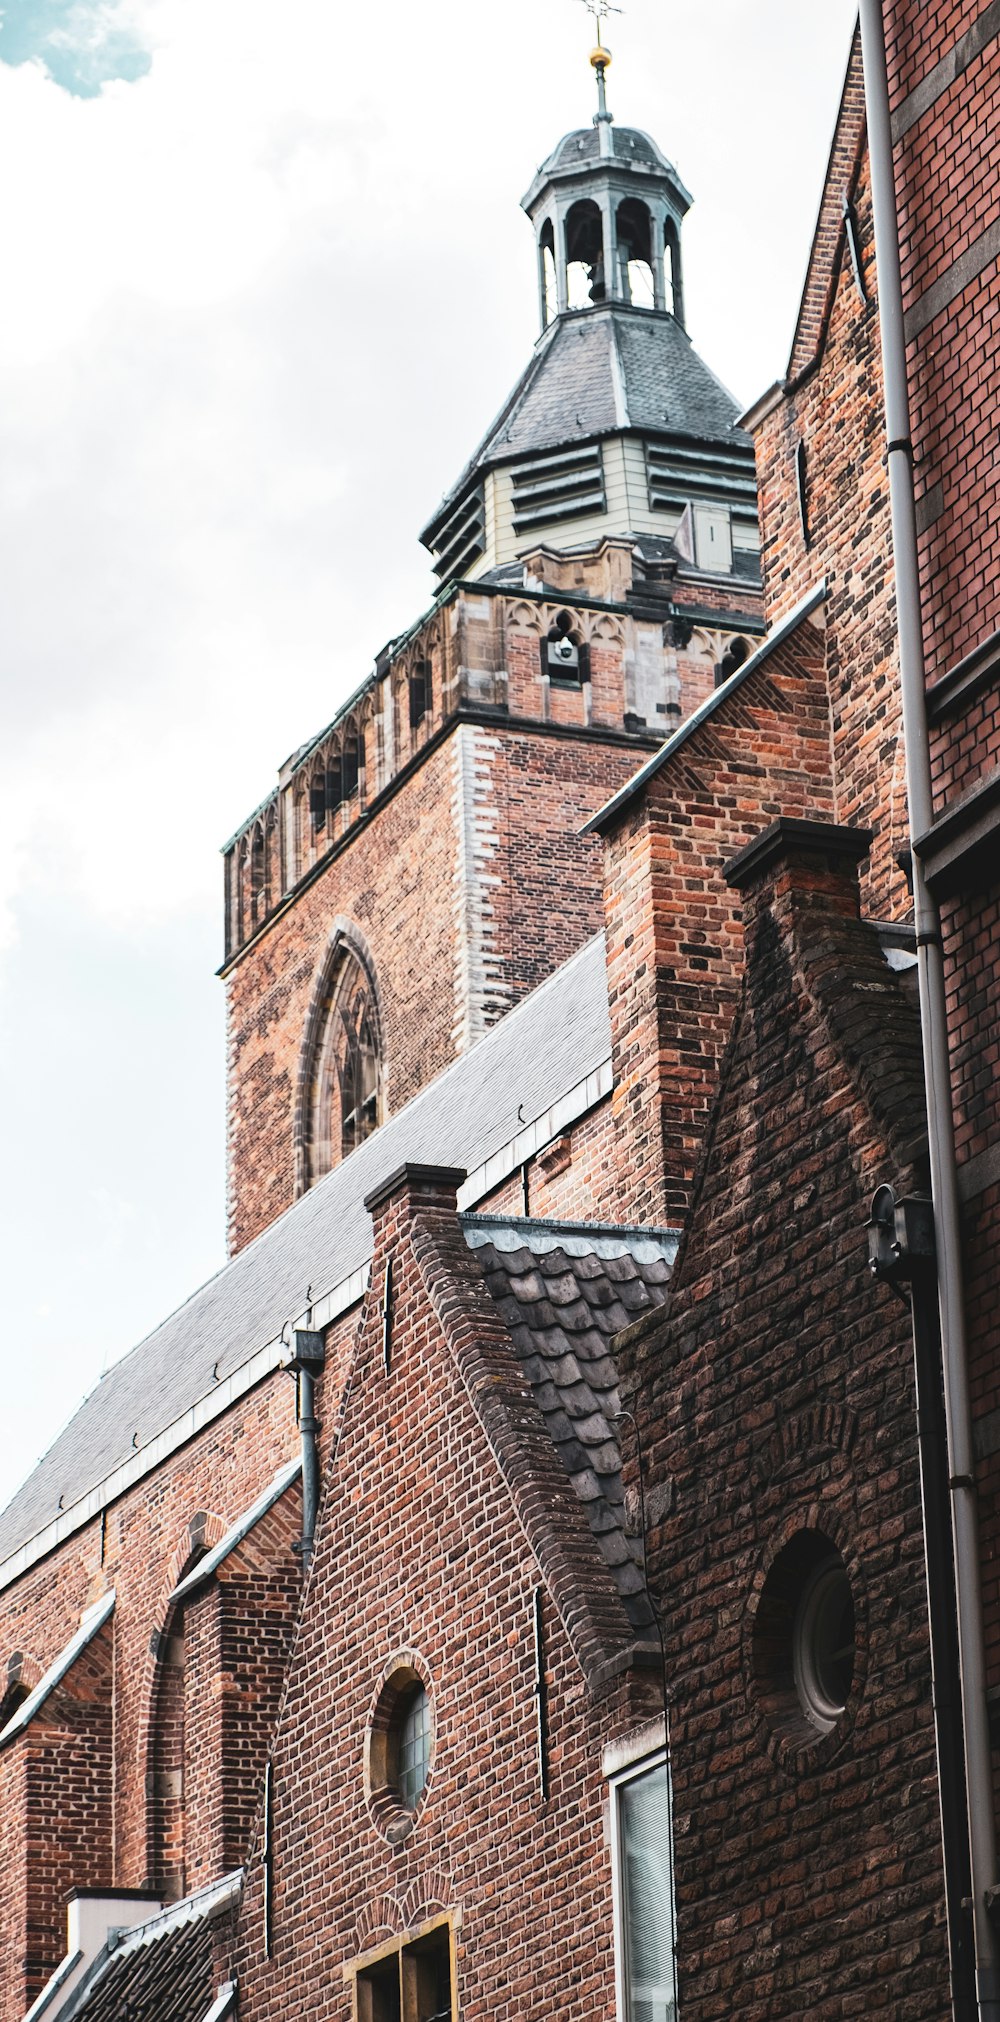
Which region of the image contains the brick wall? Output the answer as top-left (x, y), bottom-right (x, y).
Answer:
top-left (0, 1373), bottom-right (300, 2007)
top-left (600, 623), bottom-right (835, 1226)
top-left (624, 825), bottom-right (948, 2017)
top-left (224, 716), bottom-right (646, 1255)
top-left (234, 1166), bottom-right (653, 2022)
top-left (0, 1623), bottom-right (114, 2012)
top-left (753, 149), bottom-right (913, 927)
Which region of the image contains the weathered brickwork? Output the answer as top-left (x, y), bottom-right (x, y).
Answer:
top-left (880, 1), bottom-right (1000, 1825)
top-left (235, 1167), bottom-right (655, 2022)
top-left (224, 719), bottom-right (647, 1254)
top-left (752, 127), bottom-right (913, 927)
top-left (0, 1625), bottom-right (114, 2013)
top-left (624, 828), bottom-right (949, 2018)
top-left (0, 1374), bottom-right (301, 2004)
top-left (600, 624), bottom-right (835, 1226)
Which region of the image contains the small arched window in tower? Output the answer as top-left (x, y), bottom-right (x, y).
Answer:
top-left (617, 198), bottom-right (654, 309)
top-left (249, 824), bottom-right (268, 928)
top-left (409, 660), bottom-right (432, 730)
top-left (342, 731), bottom-right (362, 802)
top-left (541, 610), bottom-right (590, 685)
top-left (304, 944), bottom-right (382, 1184)
top-left (310, 767), bottom-right (327, 833)
top-left (566, 199), bottom-right (605, 309)
top-left (716, 634), bottom-right (752, 687)
top-left (540, 218), bottom-right (557, 327)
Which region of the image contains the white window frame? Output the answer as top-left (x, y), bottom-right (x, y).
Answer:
top-left (609, 1747), bottom-right (676, 2022)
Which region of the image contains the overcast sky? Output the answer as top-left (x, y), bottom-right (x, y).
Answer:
top-left (0, 0), bottom-right (858, 1514)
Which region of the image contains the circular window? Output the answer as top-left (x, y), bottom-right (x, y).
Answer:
top-left (396, 1683), bottom-right (431, 1810)
top-left (793, 1556), bottom-right (855, 1732)
top-left (365, 1658), bottom-right (434, 1840)
top-left (751, 1530), bottom-right (857, 1755)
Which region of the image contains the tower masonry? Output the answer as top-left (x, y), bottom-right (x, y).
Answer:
top-left (221, 59), bottom-right (763, 1256)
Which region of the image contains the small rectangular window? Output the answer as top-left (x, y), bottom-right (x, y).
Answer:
top-left (352, 1918), bottom-right (453, 2022)
top-left (611, 1755), bottom-right (676, 2022)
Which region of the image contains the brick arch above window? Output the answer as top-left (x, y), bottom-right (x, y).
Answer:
top-left (296, 923), bottom-right (384, 1196)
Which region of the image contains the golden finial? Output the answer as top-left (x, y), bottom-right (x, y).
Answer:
top-left (576, 0), bottom-right (622, 120)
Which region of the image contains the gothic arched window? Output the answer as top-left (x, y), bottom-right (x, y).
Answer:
top-left (302, 942), bottom-right (382, 1186)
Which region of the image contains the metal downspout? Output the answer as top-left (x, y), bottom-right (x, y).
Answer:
top-left (857, 5), bottom-right (1000, 2014)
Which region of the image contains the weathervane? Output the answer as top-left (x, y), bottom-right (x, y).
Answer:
top-left (576, 0), bottom-right (623, 123)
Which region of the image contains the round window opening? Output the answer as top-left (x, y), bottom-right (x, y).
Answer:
top-left (396, 1683), bottom-right (431, 1811)
top-left (367, 1663), bottom-right (434, 1836)
top-left (752, 1531), bottom-right (857, 1747)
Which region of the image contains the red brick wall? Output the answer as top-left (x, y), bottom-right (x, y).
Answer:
top-left (224, 719), bottom-right (647, 1256)
top-left (0, 1373), bottom-right (300, 2007)
top-left (601, 625), bottom-right (835, 1226)
top-left (234, 1170), bottom-right (651, 2022)
top-left (753, 158), bottom-right (913, 927)
top-left (0, 1627), bottom-right (114, 2012)
top-left (626, 835), bottom-right (949, 2017)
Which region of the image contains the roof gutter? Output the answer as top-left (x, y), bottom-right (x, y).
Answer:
top-left (858, 5), bottom-right (999, 2015)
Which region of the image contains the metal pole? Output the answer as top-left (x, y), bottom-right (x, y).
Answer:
top-left (857, 6), bottom-right (1000, 2012)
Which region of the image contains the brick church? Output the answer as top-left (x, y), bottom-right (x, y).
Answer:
top-left (2, 7), bottom-right (999, 2020)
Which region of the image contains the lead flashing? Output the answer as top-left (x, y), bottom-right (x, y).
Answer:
top-left (169, 1458), bottom-right (302, 1604)
top-left (0, 1591), bottom-right (115, 1747)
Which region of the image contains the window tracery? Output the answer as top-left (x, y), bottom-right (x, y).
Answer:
top-left (302, 940), bottom-right (382, 1187)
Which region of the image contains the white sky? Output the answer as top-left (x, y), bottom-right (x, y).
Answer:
top-left (0, 0), bottom-right (858, 1514)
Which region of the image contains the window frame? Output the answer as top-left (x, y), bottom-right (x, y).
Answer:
top-left (609, 1746), bottom-right (676, 2022)
top-left (346, 1912), bottom-right (457, 2022)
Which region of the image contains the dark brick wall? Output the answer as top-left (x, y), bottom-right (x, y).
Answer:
top-left (625, 831), bottom-right (948, 2018)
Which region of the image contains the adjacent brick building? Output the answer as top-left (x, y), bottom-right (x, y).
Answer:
top-left (2, 10), bottom-right (999, 2021)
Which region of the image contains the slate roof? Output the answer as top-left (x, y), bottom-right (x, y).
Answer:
top-left (539, 124), bottom-right (677, 174)
top-left (0, 936), bottom-right (611, 1569)
top-left (421, 305), bottom-right (751, 546)
top-left (465, 1216), bottom-right (677, 1631)
top-left (57, 1877), bottom-right (237, 2022)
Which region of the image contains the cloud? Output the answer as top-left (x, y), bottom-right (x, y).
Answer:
top-left (0, 0), bottom-right (153, 94)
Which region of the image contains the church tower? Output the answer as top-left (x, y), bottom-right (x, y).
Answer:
top-left (421, 40), bottom-right (758, 584)
top-left (220, 46), bottom-right (763, 1256)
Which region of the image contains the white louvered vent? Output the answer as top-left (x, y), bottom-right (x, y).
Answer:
top-left (510, 443), bottom-right (605, 533)
top-left (431, 485), bottom-right (486, 581)
top-left (646, 437), bottom-right (757, 513)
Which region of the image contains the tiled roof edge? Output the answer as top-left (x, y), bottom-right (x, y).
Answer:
top-left (411, 1215), bottom-right (639, 1693)
top-left (0, 996), bottom-right (612, 1594)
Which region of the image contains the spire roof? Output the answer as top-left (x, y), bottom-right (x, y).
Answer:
top-left (420, 304), bottom-right (749, 555)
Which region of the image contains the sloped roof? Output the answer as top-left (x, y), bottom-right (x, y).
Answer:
top-left (466, 1216), bottom-right (677, 1631)
top-left (0, 935), bottom-right (611, 1569)
top-left (58, 1876), bottom-right (238, 2022)
top-left (422, 305), bottom-right (751, 546)
top-left (539, 124), bottom-right (680, 175)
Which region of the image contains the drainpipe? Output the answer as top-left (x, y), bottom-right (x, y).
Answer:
top-left (288, 1324), bottom-right (325, 1561)
top-left (858, 6), bottom-right (1000, 2015)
